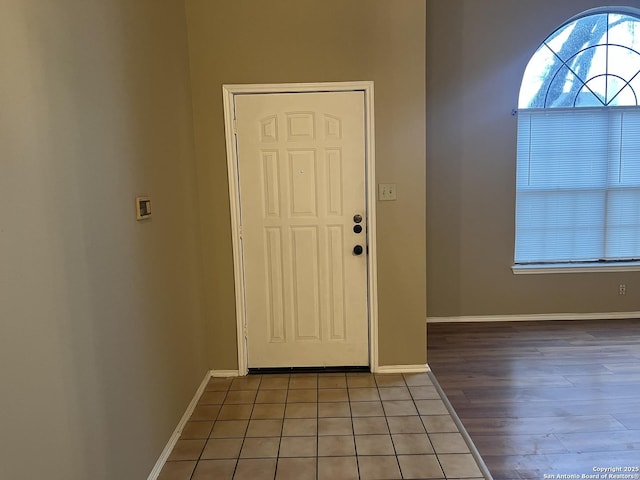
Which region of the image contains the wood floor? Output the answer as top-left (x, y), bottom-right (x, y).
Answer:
top-left (427, 319), bottom-right (640, 480)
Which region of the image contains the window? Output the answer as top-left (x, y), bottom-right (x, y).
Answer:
top-left (514, 8), bottom-right (640, 271)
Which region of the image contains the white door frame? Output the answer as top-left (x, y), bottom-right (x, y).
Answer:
top-left (222, 82), bottom-right (379, 375)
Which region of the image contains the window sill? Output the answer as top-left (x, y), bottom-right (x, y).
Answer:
top-left (512, 262), bottom-right (640, 274)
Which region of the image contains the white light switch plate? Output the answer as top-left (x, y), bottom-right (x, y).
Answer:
top-left (378, 183), bottom-right (397, 201)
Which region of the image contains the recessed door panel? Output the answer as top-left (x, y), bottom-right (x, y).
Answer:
top-left (291, 227), bottom-right (321, 341)
top-left (326, 149), bottom-right (343, 216)
top-left (261, 151), bottom-right (280, 218)
top-left (261, 115), bottom-right (279, 143)
top-left (327, 225), bottom-right (346, 341)
top-left (287, 112), bottom-right (315, 141)
top-left (264, 227), bottom-right (285, 342)
top-left (288, 150), bottom-right (317, 217)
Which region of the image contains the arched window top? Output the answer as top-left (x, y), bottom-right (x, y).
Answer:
top-left (519, 7), bottom-right (640, 109)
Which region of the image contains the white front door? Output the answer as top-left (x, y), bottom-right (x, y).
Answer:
top-left (235, 91), bottom-right (369, 368)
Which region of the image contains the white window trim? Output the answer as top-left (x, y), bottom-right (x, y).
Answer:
top-left (512, 261), bottom-right (640, 274)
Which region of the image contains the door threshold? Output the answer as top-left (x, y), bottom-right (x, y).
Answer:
top-left (248, 366), bottom-right (370, 375)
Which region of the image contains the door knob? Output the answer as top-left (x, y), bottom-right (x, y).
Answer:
top-left (353, 225), bottom-right (363, 234)
top-left (353, 214), bottom-right (363, 224)
top-left (353, 245), bottom-right (364, 256)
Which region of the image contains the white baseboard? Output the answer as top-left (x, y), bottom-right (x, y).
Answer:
top-left (427, 311), bottom-right (640, 324)
top-left (212, 369), bottom-right (241, 377)
top-left (375, 364), bottom-right (430, 374)
top-left (147, 370), bottom-right (213, 480)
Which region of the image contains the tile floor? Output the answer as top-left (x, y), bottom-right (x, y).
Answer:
top-left (158, 372), bottom-right (486, 480)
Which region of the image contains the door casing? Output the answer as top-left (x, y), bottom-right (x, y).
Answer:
top-left (222, 82), bottom-right (379, 375)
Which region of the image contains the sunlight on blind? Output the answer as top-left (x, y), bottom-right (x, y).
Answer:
top-left (515, 108), bottom-right (640, 263)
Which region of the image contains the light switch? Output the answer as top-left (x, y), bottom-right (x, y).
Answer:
top-left (136, 196), bottom-right (152, 220)
top-left (378, 183), bottom-right (397, 201)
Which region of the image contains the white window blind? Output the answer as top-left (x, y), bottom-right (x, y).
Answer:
top-left (515, 107), bottom-right (640, 264)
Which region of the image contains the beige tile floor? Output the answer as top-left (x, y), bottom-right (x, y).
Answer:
top-left (158, 372), bottom-right (487, 480)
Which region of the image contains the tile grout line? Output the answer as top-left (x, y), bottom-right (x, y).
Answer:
top-left (427, 371), bottom-right (493, 480)
top-left (190, 377), bottom-right (232, 480)
top-left (406, 373), bottom-right (447, 479)
top-left (227, 378), bottom-right (243, 480)
top-left (380, 374), bottom-right (405, 479)
top-left (345, 373), bottom-right (362, 480)
top-left (271, 374), bottom-right (289, 480)
top-left (316, 375), bottom-right (320, 480)
top-left (231, 376), bottom-right (257, 480)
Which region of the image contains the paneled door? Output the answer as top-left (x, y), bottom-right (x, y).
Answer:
top-left (235, 91), bottom-right (369, 368)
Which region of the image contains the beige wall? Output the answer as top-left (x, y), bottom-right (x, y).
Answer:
top-left (427, 0), bottom-right (640, 318)
top-left (0, 1), bottom-right (207, 478)
top-left (185, 0), bottom-right (427, 368)
top-left (1, 1), bottom-right (426, 477)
